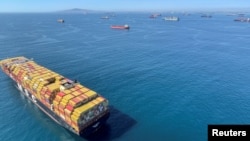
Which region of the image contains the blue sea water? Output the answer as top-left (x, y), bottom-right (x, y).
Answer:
top-left (1, 12), bottom-right (250, 141)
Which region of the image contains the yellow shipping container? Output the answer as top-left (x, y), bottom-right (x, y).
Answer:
top-left (10, 65), bottom-right (16, 71)
top-left (37, 71), bottom-right (49, 76)
top-left (53, 100), bottom-right (59, 106)
top-left (36, 93), bottom-right (42, 100)
top-left (72, 102), bottom-right (95, 116)
top-left (96, 96), bottom-right (105, 101)
top-left (84, 90), bottom-right (97, 98)
top-left (31, 75), bottom-right (42, 81)
top-left (60, 98), bottom-right (70, 104)
top-left (75, 84), bottom-right (84, 89)
top-left (41, 74), bottom-right (53, 81)
top-left (29, 72), bottom-right (42, 78)
top-left (47, 83), bottom-right (59, 91)
top-left (71, 124), bottom-right (79, 132)
top-left (84, 102), bottom-right (96, 109)
top-left (13, 68), bottom-right (20, 75)
top-left (91, 98), bottom-right (101, 105)
top-left (30, 77), bottom-right (38, 84)
top-left (39, 80), bottom-right (50, 87)
top-left (72, 91), bottom-right (81, 96)
top-left (60, 100), bottom-right (68, 106)
top-left (37, 85), bottom-right (43, 90)
top-left (71, 114), bottom-right (79, 122)
top-left (54, 109), bottom-right (60, 116)
top-left (72, 111), bottom-right (81, 117)
top-left (45, 94), bottom-right (50, 99)
top-left (63, 90), bottom-right (72, 94)
top-left (62, 94), bottom-right (75, 101)
top-left (24, 79), bottom-right (31, 86)
top-left (80, 87), bottom-right (89, 93)
top-left (55, 75), bottom-right (63, 79)
top-left (38, 82), bottom-right (44, 87)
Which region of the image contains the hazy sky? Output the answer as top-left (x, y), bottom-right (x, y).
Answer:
top-left (1, 0), bottom-right (249, 12)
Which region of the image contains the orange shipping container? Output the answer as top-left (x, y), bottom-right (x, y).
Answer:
top-left (65, 116), bottom-right (72, 125)
top-left (54, 96), bottom-right (63, 102)
top-left (54, 108), bottom-right (60, 115)
top-left (58, 107), bottom-right (65, 115)
top-left (64, 108), bottom-right (72, 117)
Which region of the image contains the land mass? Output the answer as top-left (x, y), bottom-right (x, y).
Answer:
top-left (57, 8), bottom-right (100, 13)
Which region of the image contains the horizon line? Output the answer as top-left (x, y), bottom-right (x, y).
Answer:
top-left (0, 7), bottom-right (250, 13)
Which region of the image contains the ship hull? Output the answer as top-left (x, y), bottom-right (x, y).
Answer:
top-left (111, 26), bottom-right (129, 29)
top-left (110, 25), bottom-right (130, 30)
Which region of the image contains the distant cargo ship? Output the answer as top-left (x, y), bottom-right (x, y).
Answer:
top-left (110, 24), bottom-right (130, 30)
top-left (163, 16), bottom-right (179, 21)
top-left (149, 14), bottom-right (161, 18)
top-left (0, 57), bottom-right (110, 137)
top-left (234, 17), bottom-right (250, 22)
top-left (201, 14), bottom-right (212, 18)
top-left (101, 16), bottom-right (109, 19)
top-left (57, 19), bottom-right (64, 23)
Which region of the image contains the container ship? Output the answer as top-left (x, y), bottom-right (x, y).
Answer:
top-left (0, 57), bottom-right (110, 137)
top-left (110, 24), bottom-right (130, 30)
top-left (162, 16), bottom-right (179, 21)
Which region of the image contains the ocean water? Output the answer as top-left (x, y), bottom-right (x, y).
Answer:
top-left (1, 12), bottom-right (250, 141)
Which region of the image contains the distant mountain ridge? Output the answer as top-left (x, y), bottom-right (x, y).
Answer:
top-left (57, 8), bottom-right (102, 13)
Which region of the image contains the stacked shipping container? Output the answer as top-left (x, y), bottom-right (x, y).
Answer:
top-left (0, 57), bottom-right (109, 134)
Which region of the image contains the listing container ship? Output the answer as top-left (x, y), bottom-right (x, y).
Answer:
top-left (0, 57), bottom-right (110, 137)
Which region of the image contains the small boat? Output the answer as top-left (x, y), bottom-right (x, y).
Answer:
top-left (101, 16), bottom-right (109, 19)
top-left (226, 13), bottom-right (237, 16)
top-left (149, 15), bottom-right (157, 18)
top-left (110, 24), bottom-right (130, 30)
top-left (183, 13), bottom-right (191, 16)
top-left (238, 14), bottom-right (245, 17)
top-left (57, 19), bottom-right (64, 23)
top-left (163, 16), bottom-right (179, 21)
top-left (234, 17), bottom-right (250, 22)
top-left (201, 15), bottom-right (212, 18)
top-left (149, 14), bottom-right (161, 18)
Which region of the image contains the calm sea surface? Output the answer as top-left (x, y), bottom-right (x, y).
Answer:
top-left (0, 12), bottom-right (250, 141)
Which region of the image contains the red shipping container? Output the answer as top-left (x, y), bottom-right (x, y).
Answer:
top-left (66, 105), bottom-right (74, 111)
top-left (57, 92), bottom-right (65, 97)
